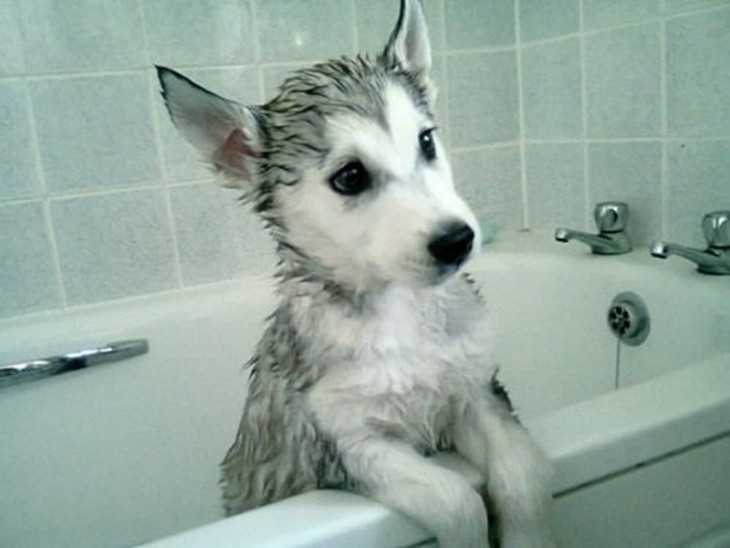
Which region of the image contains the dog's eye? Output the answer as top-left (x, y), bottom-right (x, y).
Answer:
top-left (419, 128), bottom-right (437, 161)
top-left (329, 161), bottom-right (371, 196)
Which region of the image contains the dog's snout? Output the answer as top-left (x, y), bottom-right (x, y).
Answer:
top-left (428, 222), bottom-right (475, 267)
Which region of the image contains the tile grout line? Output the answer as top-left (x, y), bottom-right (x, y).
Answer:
top-left (138, 0), bottom-right (184, 290)
top-left (514, 0), bottom-right (530, 229)
top-left (578, 0), bottom-right (592, 231)
top-left (162, 185), bottom-right (185, 289)
top-left (659, 10), bottom-right (670, 241)
top-left (23, 74), bottom-right (69, 310)
top-left (349, 0), bottom-right (359, 54)
top-left (442, 135), bottom-right (730, 157)
top-left (437, 0), bottom-right (453, 150)
top-left (251, 0), bottom-right (262, 64)
top-left (507, 3), bottom-right (730, 50)
top-left (250, 0), bottom-right (266, 104)
top-left (0, 4), bottom-right (725, 83)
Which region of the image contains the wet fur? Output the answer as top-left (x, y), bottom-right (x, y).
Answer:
top-left (158, 1), bottom-right (554, 546)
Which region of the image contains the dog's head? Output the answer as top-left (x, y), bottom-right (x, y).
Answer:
top-left (158, 0), bottom-right (480, 292)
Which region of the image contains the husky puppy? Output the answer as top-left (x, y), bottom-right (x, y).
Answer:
top-left (157, 1), bottom-right (553, 546)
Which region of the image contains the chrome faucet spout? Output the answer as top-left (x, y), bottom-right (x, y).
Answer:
top-left (554, 201), bottom-right (633, 255)
top-left (651, 241), bottom-right (730, 275)
top-left (553, 227), bottom-right (571, 243)
top-left (650, 211), bottom-right (730, 275)
top-left (554, 227), bottom-right (632, 255)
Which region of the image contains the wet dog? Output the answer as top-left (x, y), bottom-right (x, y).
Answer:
top-left (157, 1), bottom-right (554, 545)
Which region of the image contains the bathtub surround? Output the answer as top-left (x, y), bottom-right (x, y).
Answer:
top-left (2, 235), bottom-right (728, 547)
top-left (1, 0), bottom-right (729, 318)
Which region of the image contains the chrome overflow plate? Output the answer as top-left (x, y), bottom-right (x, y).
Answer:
top-left (608, 292), bottom-right (651, 346)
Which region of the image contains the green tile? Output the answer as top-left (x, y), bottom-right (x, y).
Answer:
top-left (447, 51), bottom-right (519, 146)
top-left (667, 8), bottom-right (730, 136)
top-left (585, 24), bottom-right (661, 137)
top-left (519, 0), bottom-right (579, 42)
top-left (445, 0), bottom-right (515, 49)
top-left (525, 144), bottom-right (586, 230)
top-left (522, 38), bottom-right (582, 139)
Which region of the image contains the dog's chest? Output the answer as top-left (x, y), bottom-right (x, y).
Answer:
top-left (314, 284), bottom-right (485, 371)
top-left (302, 281), bottom-right (495, 439)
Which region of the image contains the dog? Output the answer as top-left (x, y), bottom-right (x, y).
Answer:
top-left (157, 1), bottom-right (554, 546)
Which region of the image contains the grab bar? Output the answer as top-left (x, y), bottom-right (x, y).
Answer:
top-left (0, 339), bottom-right (149, 388)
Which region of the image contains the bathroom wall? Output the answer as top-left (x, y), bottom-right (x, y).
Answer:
top-left (1, 0), bottom-right (728, 319)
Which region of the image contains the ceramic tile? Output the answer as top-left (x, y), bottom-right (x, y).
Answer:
top-left (666, 8), bottom-right (730, 136)
top-left (143, 0), bottom-right (255, 67)
top-left (521, 38), bottom-right (582, 139)
top-left (666, 140), bottom-right (730, 248)
top-left (451, 146), bottom-right (524, 234)
top-left (0, 1), bottom-right (25, 75)
top-left (0, 201), bottom-right (61, 317)
top-left (18, 0), bottom-right (146, 73)
top-left (447, 51), bottom-right (519, 146)
top-left (31, 73), bottom-right (160, 193)
top-left (169, 183), bottom-right (273, 284)
top-left (582, 0), bottom-right (659, 30)
top-left (525, 144), bottom-right (586, 230)
top-left (256, 0), bottom-right (356, 62)
top-left (445, 0), bottom-right (515, 49)
top-left (0, 81), bottom-right (42, 200)
top-left (588, 142), bottom-right (662, 246)
top-left (663, 0), bottom-right (729, 13)
top-left (519, 0), bottom-right (579, 43)
top-left (51, 189), bottom-right (177, 305)
top-left (584, 24), bottom-right (661, 137)
top-left (3, 0), bottom-right (726, 322)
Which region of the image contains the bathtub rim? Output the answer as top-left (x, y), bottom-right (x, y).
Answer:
top-left (141, 353), bottom-right (729, 547)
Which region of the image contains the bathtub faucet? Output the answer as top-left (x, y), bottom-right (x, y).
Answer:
top-left (651, 211), bottom-right (730, 275)
top-left (555, 201), bottom-right (632, 255)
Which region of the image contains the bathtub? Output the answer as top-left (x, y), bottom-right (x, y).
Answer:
top-left (1, 231), bottom-right (728, 547)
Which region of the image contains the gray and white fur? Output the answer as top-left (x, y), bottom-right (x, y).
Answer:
top-left (157, 1), bottom-right (554, 546)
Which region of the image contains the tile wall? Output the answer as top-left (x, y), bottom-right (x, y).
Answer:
top-left (1, 0), bottom-right (728, 318)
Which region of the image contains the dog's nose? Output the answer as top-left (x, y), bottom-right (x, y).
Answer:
top-left (428, 222), bottom-right (475, 267)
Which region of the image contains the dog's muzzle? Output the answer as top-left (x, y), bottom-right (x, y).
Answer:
top-left (428, 221), bottom-right (475, 270)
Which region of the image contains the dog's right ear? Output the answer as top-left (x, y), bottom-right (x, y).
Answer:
top-left (156, 66), bottom-right (263, 189)
top-left (382, 0), bottom-right (431, 76)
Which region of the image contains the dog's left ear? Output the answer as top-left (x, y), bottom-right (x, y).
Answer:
top-left (382, 0), bottom-right (432, 76)
top-left (156, 66), bottom-right (263, 189)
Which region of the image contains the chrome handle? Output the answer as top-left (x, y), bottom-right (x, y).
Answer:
top-left (702, 211), bottom-right (730, 249)
top-left (0, 339), bottom-right (148, 388)
top-left (594, 201), bottom-right (629, 233)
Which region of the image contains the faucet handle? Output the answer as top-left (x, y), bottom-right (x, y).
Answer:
top-left (702, 211), bottom-right (730, 249)
top-left (594, 201), bottom-right (629, 233)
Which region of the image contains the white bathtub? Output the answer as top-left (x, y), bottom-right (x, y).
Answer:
top-left (1, 231), bottom-right (728, 547)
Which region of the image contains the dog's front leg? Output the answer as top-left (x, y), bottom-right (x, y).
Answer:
top-left (453, 399), bottom-right (555, 548)
top-left (342, 438), bottom-right (489, 548)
